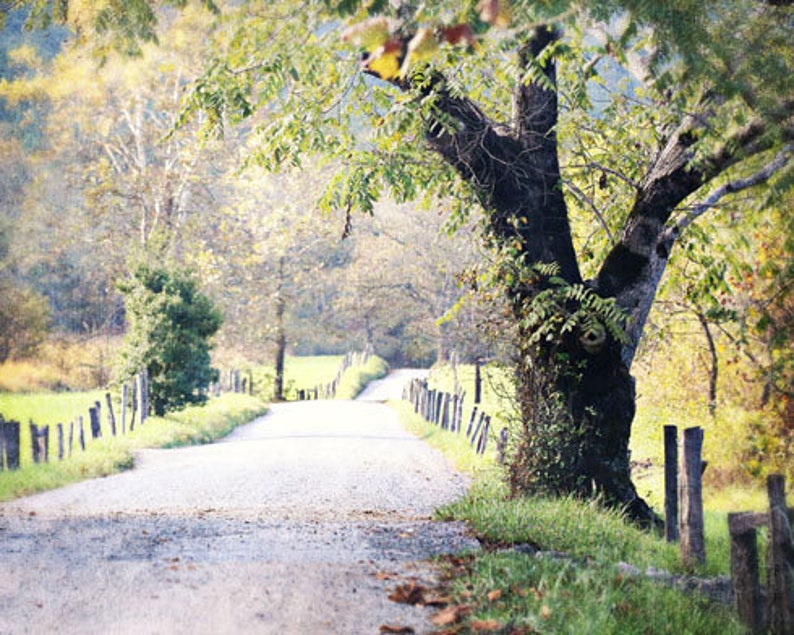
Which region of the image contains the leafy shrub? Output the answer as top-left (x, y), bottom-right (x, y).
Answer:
top-left (117, 264), bottom-right (222, 415)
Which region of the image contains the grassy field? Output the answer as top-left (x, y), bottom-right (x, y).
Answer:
top-left (395, 401), bottom-right (746, 634)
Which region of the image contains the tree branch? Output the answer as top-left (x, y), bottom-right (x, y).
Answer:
top-left (614, 145), bottom-right (791, 368)
top-left (665, 144), bottom-right (792, 241)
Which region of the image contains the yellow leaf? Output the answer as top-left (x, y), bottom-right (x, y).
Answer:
top-left (363, 38), bottom-right (405, 81)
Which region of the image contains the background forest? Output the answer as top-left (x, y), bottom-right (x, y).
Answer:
top-left (0, 1), bottom-right (791, 490)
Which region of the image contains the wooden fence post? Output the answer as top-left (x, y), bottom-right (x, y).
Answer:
top-left (78, 416), bottom-right (85, 451)
top-left (477, 415), bottom-right (491, 454)
top-left (474, 359), bottom-right (482, 405)
top-left (68, 421), bottom-right (74, 456)
top-left (767, 474), bottom-right (793, 635)
top-left (0, 416), bottom-right (19, 470)
top-left (6, 419), bottom-right (20, 469)
top-left (467, 407), bottom-right (478, 438)
top-left (664, 425), bottom-right (679, 543)
top-left (679, 426), bottom-right (705, 567)
top-left (441, 393), bottom-right (450, 430)
top-left (57, 423), bottom-right (64, 460)
top-left (138, 370), bottom-right (149, 424)
top-left (105, 392), bottom-right (117, 436)
top-left (121, 383), bottom-right (128, 434)
top-left (29, 422), bottom-right (48, 463)
top-left (729, 512), bottom-right (765, 633)
top-left (89, 406), bottom-right (102, 439)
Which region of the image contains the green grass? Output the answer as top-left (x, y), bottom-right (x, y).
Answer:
top-left (0, 393), bottom-right (267, 502)
top-left (392, 382), bottom-right (746, 634)
top-left (335, 355), bottom-right (389, 399)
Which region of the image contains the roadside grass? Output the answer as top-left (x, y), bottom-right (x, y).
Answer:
top-left (0, 393), bottom-right (267, 502)
top-left (393, 394), bottom-right (745, 634)
top-left (335, 355), bottom-right (389, 400)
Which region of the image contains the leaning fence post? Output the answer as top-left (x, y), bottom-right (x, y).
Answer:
top-left (767, 474), bottom-right (793, 635)
top-left (728, 513), bottom-right (764, 633)
top-left (679, 426), bottom-right (705, 567)
top-left (664, 425), bottom-right (679, 543)
top-left (477, 415), bottom-right (491, 454)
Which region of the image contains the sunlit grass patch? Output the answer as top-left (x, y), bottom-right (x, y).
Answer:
top-left (335, 355), bottom-right (388, 400)
top-left (442, 549), bottom-right (742, 635)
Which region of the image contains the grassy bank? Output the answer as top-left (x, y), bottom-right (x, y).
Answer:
top-left (394, 401), bottom-right (745, 634)
top-left (0, 393), bottom-right (266, 502)
top-left (335, 355), bottom-right (389, 400)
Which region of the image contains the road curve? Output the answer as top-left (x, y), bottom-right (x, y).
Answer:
top-left (0, 370), bottom-right (476, 635)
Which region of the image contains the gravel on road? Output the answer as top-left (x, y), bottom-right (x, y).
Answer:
top-left (0, 370), bottom-right (478, 635)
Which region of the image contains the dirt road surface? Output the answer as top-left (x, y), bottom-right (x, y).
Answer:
top-left (0, 370), bottom-right (477, 634)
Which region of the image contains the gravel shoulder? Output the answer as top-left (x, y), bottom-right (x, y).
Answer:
top-left (0, 370), bottom-right (477, 634)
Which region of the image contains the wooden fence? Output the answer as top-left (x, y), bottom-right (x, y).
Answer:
top-left (728, 474), bottom-right (793, 634)
top-left (0, 370), bottom-right (150, 470)
top-left (297, 349), bottom-right (372, 401)
top-left (404, 377), bottom-right (507, 458)
top-left (211, 368), bottom-right (255, 397)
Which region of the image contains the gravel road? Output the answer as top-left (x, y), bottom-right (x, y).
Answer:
top-left (0, 370), bottom-right (477, 634)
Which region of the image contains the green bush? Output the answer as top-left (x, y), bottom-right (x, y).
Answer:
top-left (117, 264), bottom-right (222, 415)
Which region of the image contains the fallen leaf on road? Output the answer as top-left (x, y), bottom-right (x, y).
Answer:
top-left (379, 625), bottom-right (415, 634)
top-left (388, 582), bottom-right (427, 605)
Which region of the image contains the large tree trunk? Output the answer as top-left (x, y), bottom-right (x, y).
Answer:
top-left (418, 26), bottom-right (661, 526)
